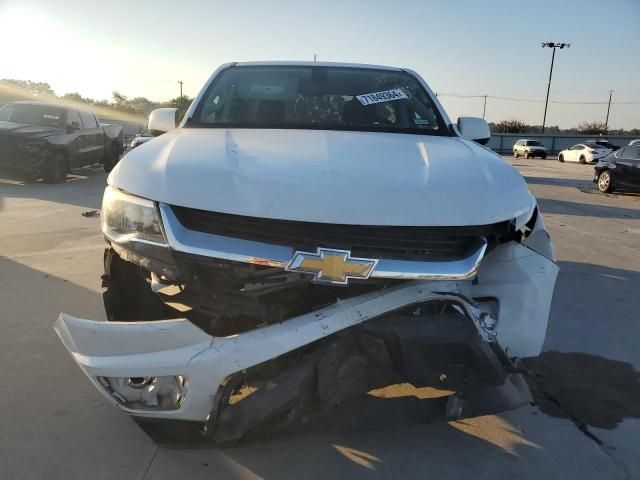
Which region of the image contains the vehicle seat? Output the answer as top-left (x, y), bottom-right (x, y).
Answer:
top-left (256, 100), bottom-right (285, 124)
top-left (342, 99), bottom-right (380, 126)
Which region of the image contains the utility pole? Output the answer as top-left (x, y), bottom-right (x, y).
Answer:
top-left (482, 95), bottom-right (487, 120)
top-left (605, 90), bottom-right (613, 135)
top-left (178, 80), bottom-right (184, 110)
top-left (541, 42), bottom-right (570, 133)
top-left (313, 54), bottom-right (317, 62)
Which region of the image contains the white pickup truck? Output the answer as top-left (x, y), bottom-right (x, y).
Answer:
top-left (55, 62), bottom-right (558, 444)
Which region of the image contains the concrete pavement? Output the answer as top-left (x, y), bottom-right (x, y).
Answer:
top-left (0, 158), bottom-right (638, 479)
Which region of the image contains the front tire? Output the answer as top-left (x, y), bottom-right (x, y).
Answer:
top-left (525, 150), bottom-right (530, 159)
top-left (514, 150), bottom-right (519, 158)
top-left (559, 154), bottom-right (564, 163)
top-left (103, 147), bottom-right (119, 173)
top-left (42, 153), bottom-right (66, 184)
top-left (542, 154), bottom-right (547, 159)
top-left (597, 170), bottom-right (613, 193)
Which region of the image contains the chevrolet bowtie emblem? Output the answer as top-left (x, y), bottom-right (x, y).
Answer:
top-left (286, 248), bottom-right (378, 286)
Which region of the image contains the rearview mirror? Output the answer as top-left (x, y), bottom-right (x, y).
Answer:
top-left (457, 117), bottom-right (490, 145)
top-left (148, 108), bottom-right (178, 136)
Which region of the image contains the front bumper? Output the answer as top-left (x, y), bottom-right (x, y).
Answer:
top-left (55, 238), bottom-right (558, 425)
top-left (528, 149), bottom-right (546, 156)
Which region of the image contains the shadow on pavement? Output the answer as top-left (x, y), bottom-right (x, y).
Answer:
top-left (524, 175), bottom-right (595, 190)
top-left (147, 417), bottom-right (555, 480)
top-left (537, 197), bottom-right (640, 219)
top-left (0, 257), bottom-right (155, 480)
top-left (0, 166), bottom-right (107, 212)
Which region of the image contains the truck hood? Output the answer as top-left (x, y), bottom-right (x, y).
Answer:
top-left (109, 128), bottom-right (534, 226)
top-left (0, 121), bottom-right (61, 139)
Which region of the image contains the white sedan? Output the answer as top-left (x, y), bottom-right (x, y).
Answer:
top-left (558, 142), bottom-right (611, 164)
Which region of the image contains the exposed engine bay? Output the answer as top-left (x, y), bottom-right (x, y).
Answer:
top-left (56, 205), bottom-right (557, 444)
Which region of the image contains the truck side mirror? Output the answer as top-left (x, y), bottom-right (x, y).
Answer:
top-left (66, 121), bottom-right (81, 133)
top-left (148, 108), bottom-right (178, 136)
top-left (457, 117), bottom-right (490, 145)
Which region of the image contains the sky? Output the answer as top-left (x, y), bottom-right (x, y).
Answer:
top-left (1, 0), bottom-right (639, 129)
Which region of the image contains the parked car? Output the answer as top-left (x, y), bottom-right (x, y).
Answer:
top-left (589, 139), bottom-right (619, 151)
top-left (0, 101), bottom-right (123, 182)
top-left (130, 129), bottom-right (153, 148)
top-left (629, 139), bottom-right (640, 146)
top-left (54, 62), bottom-right (558, 444)
top-left (558, 142), bottom-right (611, 164)
top-left (593, 145), bottom-right (640, 193)
top-left (513, 139), bottom-right (547, 159)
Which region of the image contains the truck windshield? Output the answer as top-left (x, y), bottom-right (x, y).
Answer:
top-left (0, 103), bottom-right (64, 128)
top-left (190, 66), bottom-right (448, 135)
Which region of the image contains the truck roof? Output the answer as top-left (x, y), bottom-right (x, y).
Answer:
top-left (232, 61), bottom-right (403, 71)
top-left (8, 100), bottom-right (66, 109)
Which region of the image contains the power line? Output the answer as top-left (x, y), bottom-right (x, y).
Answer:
top-left (436, 93), bottom-right (640, 105)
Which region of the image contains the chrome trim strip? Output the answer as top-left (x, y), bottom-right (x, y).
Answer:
top-left (160, 204), bottom-right (291, 268)
top-left (159, 204), bottom-right (486, 281)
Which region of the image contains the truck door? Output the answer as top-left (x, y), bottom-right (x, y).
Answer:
top-left (64, 109), bottom-right (84, 167)
top-left (78, 110), bottom-right (102, 164)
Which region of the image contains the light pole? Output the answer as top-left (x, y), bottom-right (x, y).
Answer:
top-left (541, 42), bottom-right (570, 133)
top-left (605, 90), bottom-right (613, 135)
top-left (178, 80), bottom-right (184, 110)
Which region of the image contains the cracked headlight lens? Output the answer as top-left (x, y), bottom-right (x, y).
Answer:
top-left (97, 375), bottom-right (186, 411)
top-left (101, 186), bottom-right (166, 244)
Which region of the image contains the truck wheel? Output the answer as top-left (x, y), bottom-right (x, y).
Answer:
top-left (514, 150), bottom-right (519, 158)
top-left (103, 147), bottom-right (119, 173)
top-left (43, 153), bottom-right (67, 184)
top-left (597, 170), bottom-right (613, 193)
top-left (22, 170), bottom-right (37, 183)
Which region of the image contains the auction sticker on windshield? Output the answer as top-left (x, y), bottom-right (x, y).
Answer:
top-left (356, 89), bottom-right (408, 106)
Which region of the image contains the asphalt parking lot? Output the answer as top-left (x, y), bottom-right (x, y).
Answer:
top-left (1, 156), bottom-right (639, 480)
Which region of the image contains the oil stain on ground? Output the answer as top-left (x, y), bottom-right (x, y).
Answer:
top-left (523, 351), bottom-right (640, 429)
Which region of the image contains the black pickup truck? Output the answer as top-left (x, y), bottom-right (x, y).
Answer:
top-left (0, 101), bottom-right (123, 183)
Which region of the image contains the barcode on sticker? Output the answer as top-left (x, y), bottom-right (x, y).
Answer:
top-left (356, 89), bottom-right (408, 106)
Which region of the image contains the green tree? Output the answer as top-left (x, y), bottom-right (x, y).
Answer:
top-left (0, 79), bottom-right (56, 104)
top-left (493, 119), bottom-right (528, 134)
top-left (61, 92), bottom-right (87, 103)
top-left (575, 121), bottom-right (607, 135)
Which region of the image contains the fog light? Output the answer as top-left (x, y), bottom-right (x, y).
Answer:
top-left (97, 375), bottom-right (186, 411)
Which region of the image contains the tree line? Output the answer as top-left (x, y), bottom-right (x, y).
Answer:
top-left (489, 119), bottom-right (639, 136)
top-left (0, 79), bottom-right (192, 123)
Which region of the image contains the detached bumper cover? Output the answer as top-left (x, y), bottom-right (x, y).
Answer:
top-left (54, 239), bottom-right (558, 423)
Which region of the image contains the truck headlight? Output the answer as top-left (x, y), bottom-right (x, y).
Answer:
top-left (101, 186), bottom-right (166, 245)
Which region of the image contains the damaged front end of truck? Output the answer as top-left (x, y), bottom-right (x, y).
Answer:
top-left (55, 186), bottom-right (558, 444)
